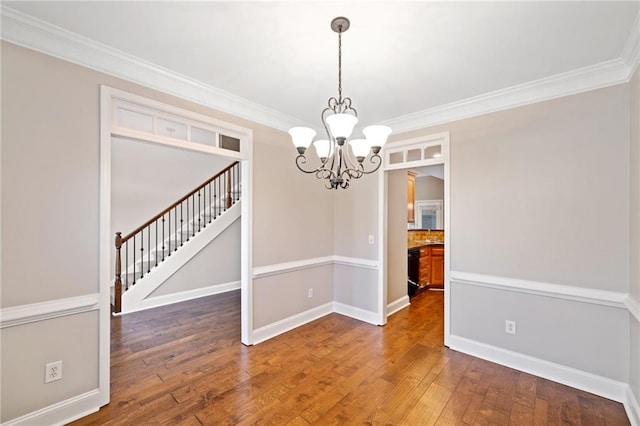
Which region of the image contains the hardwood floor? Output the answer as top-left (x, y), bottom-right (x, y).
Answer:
top-left (70, 290), bottom-right (630, 425)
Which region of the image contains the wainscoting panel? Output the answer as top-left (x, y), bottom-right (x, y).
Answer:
top-left (333, 262), bottom-right (379, 322)
top-left (252, 263), bottom-right (334, 331)
top-left (251, 256), bottom-right (381, 340)
top-left (449, 272), bottom-right (635, 421)
top-left (1, 309), bottom-right (100, 424)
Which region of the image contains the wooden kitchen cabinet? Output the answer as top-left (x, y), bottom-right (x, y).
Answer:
top-left (407, 171), bottom-right (416, 223)
top-left (430, 245), bottom-right (444, 287)
top-left (416, 244), bottom-right (444, 288)
top-left (419, 247), bottom-right (430, 286)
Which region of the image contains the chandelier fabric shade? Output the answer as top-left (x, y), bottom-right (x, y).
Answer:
top-left (288, 17), bottom-right (392, 190)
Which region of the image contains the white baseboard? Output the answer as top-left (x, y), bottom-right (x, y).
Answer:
top-left (1, 389), bottom-right (101, 426)
top-left (251, 301), bottom-right (380, 346)
top-left (387, 295), bottom-right (410, 317)
top-left (252, 302), bottom-right (333, 345)
top-left (333, 302), bottom-right (380, 325)
top-left (250, 256), bottom-right (381, 343)
top-left (626, 385), bottom-right (640, 426)
top-left (118, 281), bottom-right (240, 315)
top-left (448, 335), bottom-right (628, 404)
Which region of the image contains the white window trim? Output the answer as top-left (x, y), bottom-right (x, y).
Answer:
top-left (415, 199), bottom-right (444, 229)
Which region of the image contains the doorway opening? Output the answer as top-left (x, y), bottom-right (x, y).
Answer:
top-left (98, 86), bottom-right (253, 408)
top-left (377, 131), bottom-right (450, 346)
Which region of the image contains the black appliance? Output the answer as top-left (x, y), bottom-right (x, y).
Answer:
top-left (408, 248), bottom-right (420, 297)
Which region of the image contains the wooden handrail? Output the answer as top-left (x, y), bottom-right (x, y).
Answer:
top-left (118, 161), bottom-right (239, 244)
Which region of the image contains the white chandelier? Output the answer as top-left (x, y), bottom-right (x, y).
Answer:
top-left (288, 17), bottom-right (392, 190)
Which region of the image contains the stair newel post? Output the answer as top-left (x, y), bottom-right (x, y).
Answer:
top-left (226, 168), bottom-right (232, 209)
top-left (114, 232), bottom-right (123, 314)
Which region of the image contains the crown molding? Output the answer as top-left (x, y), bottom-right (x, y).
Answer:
top-left (382, 57), bottom-right (632, 134)
top-left (1, 6), bottom-right (638, 136)
top-left (0, 6), bottom-right (303, 132)
top-left (382, 10), bottom-right (640, 134)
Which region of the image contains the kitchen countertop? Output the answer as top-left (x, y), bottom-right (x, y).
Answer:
top-left (408, 241), bottom-right (444, 250)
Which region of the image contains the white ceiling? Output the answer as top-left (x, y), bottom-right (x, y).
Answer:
top-left (412, 165), bottom-right (444, 180)
top-left (4, 1), bottom-right (639, 133)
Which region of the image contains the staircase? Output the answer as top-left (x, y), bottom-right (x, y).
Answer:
top-left (113, 161), bottom-right (240, 313)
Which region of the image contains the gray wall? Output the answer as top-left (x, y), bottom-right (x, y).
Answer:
top-left (149, 217), bottom-right (241, 297)
top-left (451, 282), bottom-right (628, 381)
top-left (2, 42), bottom-right (103, 422)
top-left (252, 140), bottom-right (334, 266)
top-left (3, 37), bottom-right (638, 424)
top-left (630, 66), bottom-right (640, 411)
top-left (333, 264), bottom-right (378, 312)
top-left (446, 87), bottom-right (628, 289)
top-left (111, 136), bottom-right (232, 240)
top-left (0, 41), bottom-right (334, 422)
top-left (333, 172), bottom-right (378, 260)
top-left (2, 43), bottom-right (101, 307)
top-left (414, 175), bottom-right (444, 201)
top-left (253, 265), bottom-right (333, 329)
top-left (387, 170), bottom-right (408, 304)
top-left (250, 136), bottom-right (335, 329)
top-left (392, 83), bottom-right (631, 383)
top-left (332, 173), bottom-right (379, 314)
top-left (0, 312), bottom-right (99, 421)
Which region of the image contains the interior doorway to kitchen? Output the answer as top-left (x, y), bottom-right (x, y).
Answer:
top-left (377, 131), bottom-right (450, 346)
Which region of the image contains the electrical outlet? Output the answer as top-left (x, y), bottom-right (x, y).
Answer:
top-left (308, 288), bottom-right (313, 298)
top-left (368, 235), bottom-right (374, 244)
top-left (45, 361), bottom-right (62, 383)
top-left (505, 320), bottom-right (516, 335)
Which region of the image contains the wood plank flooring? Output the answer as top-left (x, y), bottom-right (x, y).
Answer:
top-left (69, 290), bottom-right (630, 425)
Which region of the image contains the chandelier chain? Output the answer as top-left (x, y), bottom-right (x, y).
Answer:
top-left (338, 27), bottom-right (342, 103)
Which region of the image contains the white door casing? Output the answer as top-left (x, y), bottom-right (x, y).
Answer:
top-left (99, 86), bottom-right (254, 409)
top-left (377, 132), bottom-right (450, 345)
